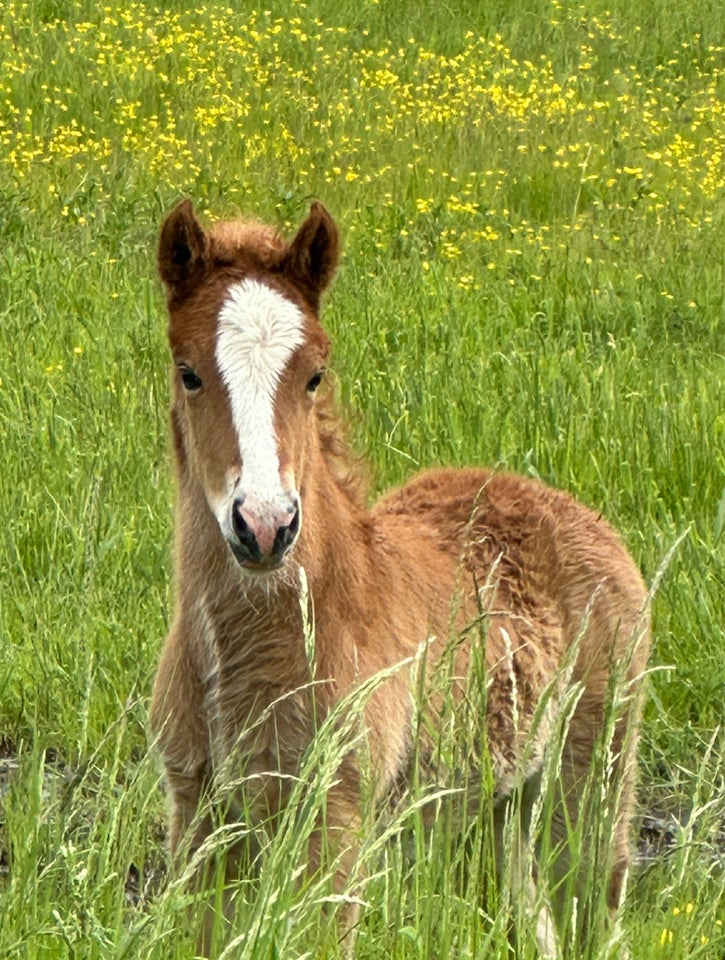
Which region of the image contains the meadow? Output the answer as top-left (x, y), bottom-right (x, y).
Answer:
top-left (0, 0), bottom-right (724, 955)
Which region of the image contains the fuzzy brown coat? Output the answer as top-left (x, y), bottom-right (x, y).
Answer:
top-left (150, 200), bottom-right (650, 951)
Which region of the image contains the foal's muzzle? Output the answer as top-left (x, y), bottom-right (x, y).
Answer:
top-left (229, 493), bottom-right (300, 569)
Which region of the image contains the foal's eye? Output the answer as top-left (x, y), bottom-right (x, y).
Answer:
top-left (179, 366), bottom-right (203, 392)
top-left (306, 370), bottom-right (325, 394)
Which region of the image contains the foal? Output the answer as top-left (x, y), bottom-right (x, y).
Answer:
top-left (150, 199), bottom-right (649, 953)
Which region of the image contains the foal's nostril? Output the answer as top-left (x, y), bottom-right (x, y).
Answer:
top-left (231, 499), bottom-right (262, 562)
top-left (273, 503), bottom-right (301, 556)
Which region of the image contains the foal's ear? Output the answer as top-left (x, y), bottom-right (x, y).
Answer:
top-left (158, 199), bottom-right (209, 299)
top-left (283, 202), bottom-right (339, 302)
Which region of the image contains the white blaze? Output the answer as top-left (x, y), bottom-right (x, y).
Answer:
top-left (215, 279), bottom-right (304, 503)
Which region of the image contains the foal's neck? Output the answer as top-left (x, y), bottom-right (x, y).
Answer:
top-left (295, 449), bottom-right (370, 590)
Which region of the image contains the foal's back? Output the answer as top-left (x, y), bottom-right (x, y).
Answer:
top-left (375, 464), bottom-right (646, 665)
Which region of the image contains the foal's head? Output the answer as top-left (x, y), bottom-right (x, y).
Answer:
top-left (158, 200), bottom-right (339, 573)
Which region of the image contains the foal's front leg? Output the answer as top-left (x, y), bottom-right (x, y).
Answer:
top-left (165, 762), bottom-right (212, 860)
top-left (307, 766), bottom-right (365, 953)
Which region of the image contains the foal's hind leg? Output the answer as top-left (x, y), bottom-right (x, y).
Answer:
top-left (546, 688), bottom-right (638, 947)
top-left (603, 718), bottom-right (640, 921)
top-left (494, 775), bottom-right (560, 960)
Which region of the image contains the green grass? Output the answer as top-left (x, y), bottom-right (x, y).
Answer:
top-left (1, 0), bottom-right (724, 955)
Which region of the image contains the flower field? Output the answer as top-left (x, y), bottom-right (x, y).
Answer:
top-left (2, 1), bottom-right (724, 269)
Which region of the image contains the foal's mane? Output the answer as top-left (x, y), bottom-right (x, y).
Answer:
top-left (208, 218), bottom-right (368, 510)
top-left (315, 390), bottom-right (369, 509)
